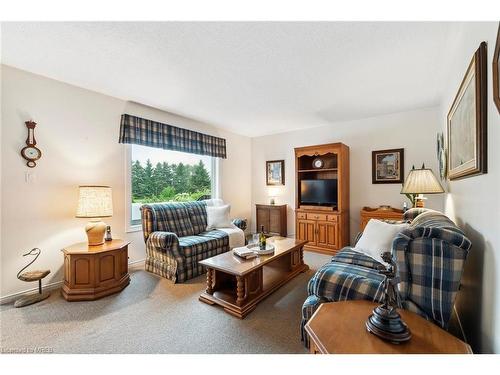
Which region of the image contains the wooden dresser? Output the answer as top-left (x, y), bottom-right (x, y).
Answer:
top-left (295, 143), bottom-right (349, 254)
top-left (62, 239), bottom-right (130, 301)
top-left (360, 206), bottom-right (404, 231)
top-left (256, 204), bottom-right (287, 237)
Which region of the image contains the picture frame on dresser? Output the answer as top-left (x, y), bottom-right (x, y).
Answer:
top-left (372, 148), bottom-right (404, 184)
top-left (447, 42), bottom-right (487, 180)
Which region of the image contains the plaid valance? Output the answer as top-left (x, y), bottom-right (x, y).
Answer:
top-left (119, 114), bottom-right (227, 158)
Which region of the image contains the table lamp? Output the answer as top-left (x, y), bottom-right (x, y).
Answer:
top-left (400, 164), bottom-right (444, 208)
top-left (268, 186), bottom-right (281, 205)
top-left (76, 185), bottom-right (113, 246)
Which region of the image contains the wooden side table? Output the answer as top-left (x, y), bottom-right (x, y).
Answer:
top-left (360, 206), bottom-right (404, 231)
top-left (62, 239), bottom-right (130, 301)
top-left (305, 300), bottom-right (472, 354)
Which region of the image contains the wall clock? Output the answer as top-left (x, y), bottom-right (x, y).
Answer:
top-left (20, 120), bottom-right (42, 168)
top-left (312, 157), bottom-right (324, 169)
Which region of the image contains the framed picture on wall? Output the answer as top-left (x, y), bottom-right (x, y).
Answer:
top-left (372, 148), bottom-right (404, 184)
top-left (266, 160), bottom-right (285, 185)
top-left (493, 22), bottom-right (500, 113)
top-left (447, 42), bottom-right (487, 180)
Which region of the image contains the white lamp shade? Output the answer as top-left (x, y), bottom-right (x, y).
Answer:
top-left (268, 186), bottom-right (282, 197)
top-left (76, 186), bottom-right (113, 218)
top-left (401, 167), bottom-right (444, 194)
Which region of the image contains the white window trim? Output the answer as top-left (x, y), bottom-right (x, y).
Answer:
top-left (124, 144), bottom-right (221, 233)
top-left (125, 145), bottom-right (141, 233)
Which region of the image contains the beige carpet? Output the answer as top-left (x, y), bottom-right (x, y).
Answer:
top-left (0, 251), bottom-right (330, 354)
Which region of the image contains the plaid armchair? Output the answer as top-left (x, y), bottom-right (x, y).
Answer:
top-left (141, 201), bottom-right (247, 283)
top-left (301, 208), bottom-right (471, 347)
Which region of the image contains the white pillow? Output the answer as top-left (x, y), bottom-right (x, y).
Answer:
top-left (206, 204), bottom-right (233, 230)
top-left (203, 198), bottom-right (225, 207)
top-left (354, 219), bottom-right (409, 264)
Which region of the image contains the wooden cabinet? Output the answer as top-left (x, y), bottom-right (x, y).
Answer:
top-left (295, 143), bottom-right (349, 254)
top-left (62, 239), bottom-right (130, 301)
top-left (360, 206), bottom-right (404, 231)
top-left (256, 204), bottom-right (287, 237)
top-left (296, 213), bottom-right (340, 252)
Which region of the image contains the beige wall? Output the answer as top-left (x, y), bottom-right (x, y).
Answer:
top-left (439, 22), bottom-right (500, 354)
top-left (0, 65), bottom-right (252, 298)
top-left (251, 107), bottom-right (444, 241)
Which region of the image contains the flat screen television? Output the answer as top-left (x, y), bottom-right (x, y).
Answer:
top-left (300, 179), bottom-right (338, 206)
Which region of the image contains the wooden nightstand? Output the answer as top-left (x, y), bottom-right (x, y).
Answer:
top-left (360, 206), bottom-right (404, 231)
top-left (61, 239), bottom-right (130, 301)
top-left (305, 300), bottom-right (472, 354)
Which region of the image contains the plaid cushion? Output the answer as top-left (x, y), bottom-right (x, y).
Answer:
top-left (307, 262), bottom-right (386, 303)
top-left (185, 201), bottom-right (208, 234)
top-left (144, 202), bottom-right (195, 237)
top-left (178, 230), bottom-right (229, 282)
top-left (404, 207), bottom-right (434, 221)
top-left (145, 229), bottom-right (230, 283)
top-left (393, 211), bottom-right (470, 329)
top-left (332, 247), bottom-right (384, 270)
top-left (232, 218), bottom-right (247, 231)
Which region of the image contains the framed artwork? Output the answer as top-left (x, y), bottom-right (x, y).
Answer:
top-left (266, 160), bottom-right (285, 186)
top-left (372, 148), bottom-right (404, 184)
top-left (437, 132), bottom-right (447, 180)
top-left (493, 22), bottom-right (500, 113)
top-left (447, 42), bottom-right (487, 180)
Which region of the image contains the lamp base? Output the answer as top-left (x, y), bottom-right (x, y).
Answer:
top-left (366, 305), bottom-right (412, 344)
top-left (414, 194), bottom-right (427, 208)
top-left (85, 220), bottom-right (107, 246)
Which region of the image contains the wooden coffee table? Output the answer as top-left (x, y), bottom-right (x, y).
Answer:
top-left (199, 237), bottom-right (308, 318)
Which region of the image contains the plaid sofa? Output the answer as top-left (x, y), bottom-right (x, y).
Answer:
top-left (141, 201), bottom-right (247, 283)
top-left (301, 208), bottom-right (471, 347)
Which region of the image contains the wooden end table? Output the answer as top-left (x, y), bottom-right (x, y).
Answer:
top-left (199, 237), bottom-right (308, 318)
top-left (61, 239), bottom-right (130, 301)
top-left (305, 300), bottom-right (472, 354)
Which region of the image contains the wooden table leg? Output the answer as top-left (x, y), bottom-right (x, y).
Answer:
top-left (206, 268), bottom-right (214, 295)
top-left (236, 276), bottom-right (245, 306)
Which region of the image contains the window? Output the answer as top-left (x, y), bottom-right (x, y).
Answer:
top-left (127, 144), bottom-right (217, 230)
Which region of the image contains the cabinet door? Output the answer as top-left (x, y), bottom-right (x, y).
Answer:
top-left (316, 221), bottom-right (329, 248)
top-left (323, 221), bottom-right (339, 249)
top-left (269, 208), bottom-right (281, 234)
top-left (297, 219), bottom-right (316, 246)
top-left (257, 207), bottom-right (270, 233)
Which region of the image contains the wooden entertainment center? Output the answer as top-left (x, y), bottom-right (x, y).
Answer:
top-left (295, 143), bottom-right (349, 254)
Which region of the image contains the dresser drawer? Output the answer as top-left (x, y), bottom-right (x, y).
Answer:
top-left (327, 214), bottom-right (338, 222)
top-left (297, 212), bottom-right (307, 219)
top-left (307, 213), bottom-right (327, 221)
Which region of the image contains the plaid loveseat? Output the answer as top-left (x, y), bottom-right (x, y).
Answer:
top-left (301, 208), bottom-right (471, 347)
top-left (141, 201), bottom-right (247, 283)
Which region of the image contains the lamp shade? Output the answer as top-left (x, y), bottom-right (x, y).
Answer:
top-left (76, 186), bottom-right (113, 218)
top-left (401, 166), bottom-right (444, 194)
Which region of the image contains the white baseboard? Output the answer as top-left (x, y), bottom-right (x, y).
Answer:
top-left (0, 258), bottom-right (146, 305)
top-left (0, 280), bottom-right (64, 305)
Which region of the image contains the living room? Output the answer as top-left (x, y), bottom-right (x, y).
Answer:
top-left (1, 1), bottom-right (499, 373)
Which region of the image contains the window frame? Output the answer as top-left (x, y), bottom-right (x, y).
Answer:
top-left (124, 144), bottom-right (220, 233)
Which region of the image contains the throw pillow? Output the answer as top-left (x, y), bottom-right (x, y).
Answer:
top-left (206, 205), bottom-right (233, 230)
top-left (354, 219), bottom-right (409, 264)
top-left (203, 198), bottom-right (225, 207)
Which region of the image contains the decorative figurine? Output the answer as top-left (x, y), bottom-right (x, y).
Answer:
top-left (14, 248), bottom-right (51, 308)
top-left (365, 251), bottom-right (411, 343)
top-left (105, 225), bottom-right (113, 241)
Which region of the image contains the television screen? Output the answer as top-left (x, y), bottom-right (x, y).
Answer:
top-left (300, 179), bottom-right (338, 206)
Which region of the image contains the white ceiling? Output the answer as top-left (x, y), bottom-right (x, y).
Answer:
top-left (1, 22), bottom-right (460, 137)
